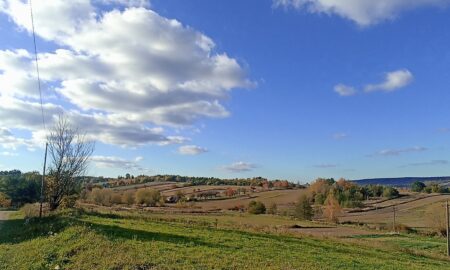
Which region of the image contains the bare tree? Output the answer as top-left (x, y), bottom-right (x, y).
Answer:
top-left (46, 116), bottom-right (94, 210)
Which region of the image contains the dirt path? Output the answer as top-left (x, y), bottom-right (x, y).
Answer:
top-left (0, 211), bottom-right (9, 220)
top-left (0, 211), bottom-right (10, 230)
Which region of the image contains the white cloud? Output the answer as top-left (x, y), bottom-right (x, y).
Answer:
top-left (274, 0), bottom-right (449, 26)
top-left (91, 155), bottom-right (148, 171)
top-left (334, 84), bottom-right (356, 96)
top-left (0, 1), bottom-right (252, 148)
top-left (178, 145), bottom-right (208, 155)
top-left (222, 161), bottom-right (257, 173)
top-left (0, 127), bottom-right (36, 150)
top-left (371, 146), bottom-right (427, 157)
top-left (0, 151), bottom-right (18, 156)
top-left (0, 96), bottom-right (188, 148)
top-left (403, 160), bottom-right (448, 167)
top-left (100, 0), bottom-right (150, 8)
top-left (313, 163), bottom-right (338, 168)
top-left (364, 69), bottom-right (413, 92)
top-left (333, 133), bottom-right (348, 140)
top-left (334, 69), bottom-right (413, 96)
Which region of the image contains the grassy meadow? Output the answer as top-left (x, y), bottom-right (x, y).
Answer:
top-left (1, 209), bottom-right (449, 270)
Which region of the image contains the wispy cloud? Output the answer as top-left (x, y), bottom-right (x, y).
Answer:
top-left (402, 160), bottom-right (448, 167)
top-left (313, 163), bottom-right (338, 168)
top-left (438, 128), bottom-right (450, 133)
top-left (334, 84), bottom-right (356, 97)
top-left (91, 155), bottom-right (148, 172)
top-left (370, 146), bottom-right (427, 157)
top-left (273, 0), bottom-right (450, 26)
top-left (333, 133), bottom-right (348, 140)
top-left (222, 161), bottom-right (257, 173)
top-left (0, 151), bottom-right (18, 156)
top-left (178, 145), bottom-right (208, 155)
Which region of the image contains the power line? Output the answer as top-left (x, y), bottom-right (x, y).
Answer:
top-left (29, 0), bottom-right (46, 130)
top-left (29, 0), bottom-right (48, 218)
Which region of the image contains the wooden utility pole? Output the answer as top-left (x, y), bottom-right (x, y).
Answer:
top-left (39, 142), bottom-right (48, 218)
top-left (393, 205), bottom-right (396, 233)
top-left (446, 200), bottom-right (449, 257)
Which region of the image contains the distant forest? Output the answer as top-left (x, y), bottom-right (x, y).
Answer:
top-left (353, 176), bottom-right (450, 187)
top-left (92, 174), bottom-right (303, 189)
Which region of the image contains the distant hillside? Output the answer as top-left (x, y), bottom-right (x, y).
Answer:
top-left (352, 176), bottom-right (450, 187)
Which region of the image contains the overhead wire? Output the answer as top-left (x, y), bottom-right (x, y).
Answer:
top-left (29, 0), bottom-right (46, 130)
top-left (29, 0), bottom-right (48, 218)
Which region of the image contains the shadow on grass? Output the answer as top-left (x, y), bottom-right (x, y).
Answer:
top-left (0, 215), bottom-right (71, 244)
top-left (0, 212), bottom-right (227, 249)
top-left (82, 209), bottom-right (314, 246)
top-left (83, 220), bottom-right (227, 249)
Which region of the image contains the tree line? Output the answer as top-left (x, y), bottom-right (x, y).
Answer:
top-left (94, 175), bottom-right (303, 189)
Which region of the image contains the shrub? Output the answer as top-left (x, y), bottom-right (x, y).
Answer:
top-left (314, 193), bottom-right (325, 205)
top-left (21, 203), bottom-right (46, 218)
top-left (228, 204), bottom-right (245, 211)
top-left (135, 188), bottom-right (162, 206)
top-left (0, 192), bottom-right (12, 208)
top-left (411, 181), bottom-right (426, 192)
top-left (175, 190), bottom-right (186, 202)
top-left (323, 193), bottom-right (341, 223)
top-left (395, 224), bottom-right (415, 234)
top-left (294, 195), bottom-right (313, 220)
top-left (111, 193), bottom-right (122, 204)
top-left (247, 201), bottom-right (266, 214)
top-left (59, 194), bottom-right (78, 209)
top-left (267, 202), bottom-right (277, 215)
top-left (122, 190), bottom-right (135, 205)
top-left (89, 188), bottom-right (114, 206)
top-left (224, 188), bottom-right (237, 197)
top-left (382, 187), bottom-right (399, 199)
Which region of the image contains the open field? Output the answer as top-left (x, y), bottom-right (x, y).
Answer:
top-left (340, 194), bottom-right (450, 230)
top-left (111, 182), bottom-right (177, 191)
top-left (194, 189), bottom-right (307, 211)
top-left (0, 209), bottom-right (449, 270)
top-left (160, 185), bottom-right (256, 196)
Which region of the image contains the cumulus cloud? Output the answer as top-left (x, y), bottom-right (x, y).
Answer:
top-left (0, 127), bottom-right (36, 150)
top-left (91, 155), bottom-right (148, 171)
top-left (370, 146), bottom-right (427, 157)
top-left (364, 69), bottom-right (413, 93)
top-left (334, 84), bottom-right (356, 96)
top-left (222, 161), bottom-right (257, 173)
top-left (273, 0), bottom-right (449, 26)
top-left (334, 69), bottom-right (413, 96)
top-left (0, 0), bottom-right (252, 148)
top-left (0, 96), bottom-right (187, 148)
top-left (178, 145), bottom-right (208, 155)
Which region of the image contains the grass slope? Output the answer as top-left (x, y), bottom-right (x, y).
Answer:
top-left (0, 211), bottom-right (449, 270)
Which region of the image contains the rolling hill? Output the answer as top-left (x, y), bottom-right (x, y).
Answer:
top-left (353, 177), bottom-right (450, 187)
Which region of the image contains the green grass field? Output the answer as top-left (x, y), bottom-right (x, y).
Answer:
top-left (1, 210), bottom-right (449, 270)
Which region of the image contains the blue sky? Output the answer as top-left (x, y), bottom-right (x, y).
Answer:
top-left (0, 0), bottom-right (450, 182)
